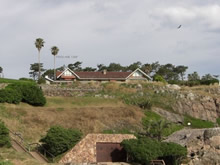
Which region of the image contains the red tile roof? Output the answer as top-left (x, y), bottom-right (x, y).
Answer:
top-left (74, 71), bottom-right (132, 79)
top-left (56, 71), bottom-right (62, 77)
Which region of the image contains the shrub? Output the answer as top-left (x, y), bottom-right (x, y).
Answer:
top-left (0, 121), bottom-right (11, 147)
top-left (153, 74), bottom-right (166, 83)
top-left (37, 77), bottom-right (46, 84)
top-left (123, 95), bottom-right (152, 110)
top-left (6, 83), bottom-right (46, 106)
top-left (40, 126), bottom-right (82, 156)
top-left (160, 142), bottom-right (187, 164)
top-left (121, 138), bottom-right (162, 165)
top-left (0, 88), bottom-right (22, 104)
top-left (142, 111), bottom-right (183, 139)
top-left (200, 79), bottom-right (219, 85)
top-left (121, 138), bottom-right (187, 165)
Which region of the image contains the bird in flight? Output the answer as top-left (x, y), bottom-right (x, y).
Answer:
top-left (177, 25), bottom-right (182, 29)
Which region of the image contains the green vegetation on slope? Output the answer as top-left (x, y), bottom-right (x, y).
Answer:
top-left (0, 78), bottom-right (35, 84)
top-left (184, 115), bottom-right (215, 128)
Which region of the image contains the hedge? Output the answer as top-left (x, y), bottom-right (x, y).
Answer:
top-left (40, 126), bottom-right (82, 156)
top-left (0, 88), bottom-right (22, 104)
top-left (6, 83), bottom-right (46, 106)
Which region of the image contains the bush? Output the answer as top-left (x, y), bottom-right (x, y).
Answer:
top-left (160, 142), bottom-right (187, 164)
top-left (0, 88), bottom-right (22, 104)
top-left (6, 83), bottom-right (46, 106)
top-left (37, 77), bottom-right (46, 84)
top-left (121, 138), bottom-right (187, 165)
top-left (0, 121), bottom-right (11, 147)
top-left (200, 79), bottom-right (219, 85)
top-left (121, 138), bottom-right (162, 165)
top-left (142, 111), bottom-right (183, 139)
top-left (123, 95), bottom-right (152, 110)
top-left (153, 74), bottom-right (166, 83)
top-left (40, 126), bottom-right (82, 156)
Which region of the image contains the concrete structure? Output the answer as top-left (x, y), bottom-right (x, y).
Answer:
top-left (59, 134), bottom-right (136, 164)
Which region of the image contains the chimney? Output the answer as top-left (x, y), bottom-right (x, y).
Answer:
top-left (103, 69), bottom-right (107, 75)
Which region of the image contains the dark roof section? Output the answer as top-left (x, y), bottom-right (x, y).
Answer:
top-left (56, 71), bottom-right (62, 77)
top-left (74, 71), bottom-right (132, 79)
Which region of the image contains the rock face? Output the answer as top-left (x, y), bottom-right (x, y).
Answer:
top-left (165, 128), bottom-right (220, 165)
top-left (152, 107), bottom-right (184, 124)
top-left (174, 96), bottom-right (220, 122)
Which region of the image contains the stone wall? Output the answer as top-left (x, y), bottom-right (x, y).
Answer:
top-left (59, 134), bottom-right (136, 164)
top-left (40, 84), bottom-right (102, 97)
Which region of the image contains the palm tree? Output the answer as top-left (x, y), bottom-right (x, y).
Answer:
top-left (35, 38), bottom-right (45, 80)
top-left (51, 46), bottom-right (59, 80)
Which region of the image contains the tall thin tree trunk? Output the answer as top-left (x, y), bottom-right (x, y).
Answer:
top-left (54, 55), bottom-right (56, 81)
top-left (38, 50), bottom-right (41, 80)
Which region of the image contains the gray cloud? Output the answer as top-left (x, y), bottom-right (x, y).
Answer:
top-left (0, 0), bottom-right (220, 78)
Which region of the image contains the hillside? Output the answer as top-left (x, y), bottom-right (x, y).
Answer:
top-left (0, 97), bottom-right (144, 142)
top-left (0, 80), bottom-right (220, 164)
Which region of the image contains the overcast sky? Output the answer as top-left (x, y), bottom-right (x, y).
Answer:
top-left (1, 0), bottom-right (220, 79)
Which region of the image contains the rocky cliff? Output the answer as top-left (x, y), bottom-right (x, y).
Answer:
top-left (154, 85), bottom-right (220, 123)
top-left (165, 128), bottom-right (220, 165)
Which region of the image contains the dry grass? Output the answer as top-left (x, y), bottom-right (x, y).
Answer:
top-left (0, 147), bottom-right (60, 165)
top-left (0, 97), bottom-right (144, 143)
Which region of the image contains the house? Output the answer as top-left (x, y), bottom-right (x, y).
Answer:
top-left (59, 134), bottom-right (136, 163)
top-left (45, 67), bottom-right (152, 83)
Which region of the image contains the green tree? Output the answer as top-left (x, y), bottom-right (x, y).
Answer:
top-left (142, 61), bottom-right (160, 76)
top-left (68, 61), bottom-right (82, 71)
top-left (97, 64), bottom-right (108, 71)
top-left (174, 65), bottom-right (188, 81)
top-left (40, 126), bottom-right (82, 156)
top-left (201, 74), bottom-right (214, 81)
top-left (127, 61), bottom-right (142, 71)
top-left (35, 38), bottom-right (45, 80)
top-left (142, 119), bottom-right (170, 141)
top-left (188, 72), bottom-right (200, 81)
top-left (0, 67), bottom-right (3, 78)
top-left (29, 63), bottom-right (45, 80)
top-left (107, 63), bottom-right (125, 71)
top-left (82, 67), bottom-right (97, 71)
top-left (51, 46), bottom-right (59, 80)
top-left (157, 64), bottom-right (178, 81)
top-left (42, 69), bottom-right (54, 79)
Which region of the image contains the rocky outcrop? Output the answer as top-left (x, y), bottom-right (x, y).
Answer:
top-left (152, 107), bottom-right (184, 124)
top-left (174, 96), bottom-right (220, 122)
top-left (165, 128), bottom-right (220, 165)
